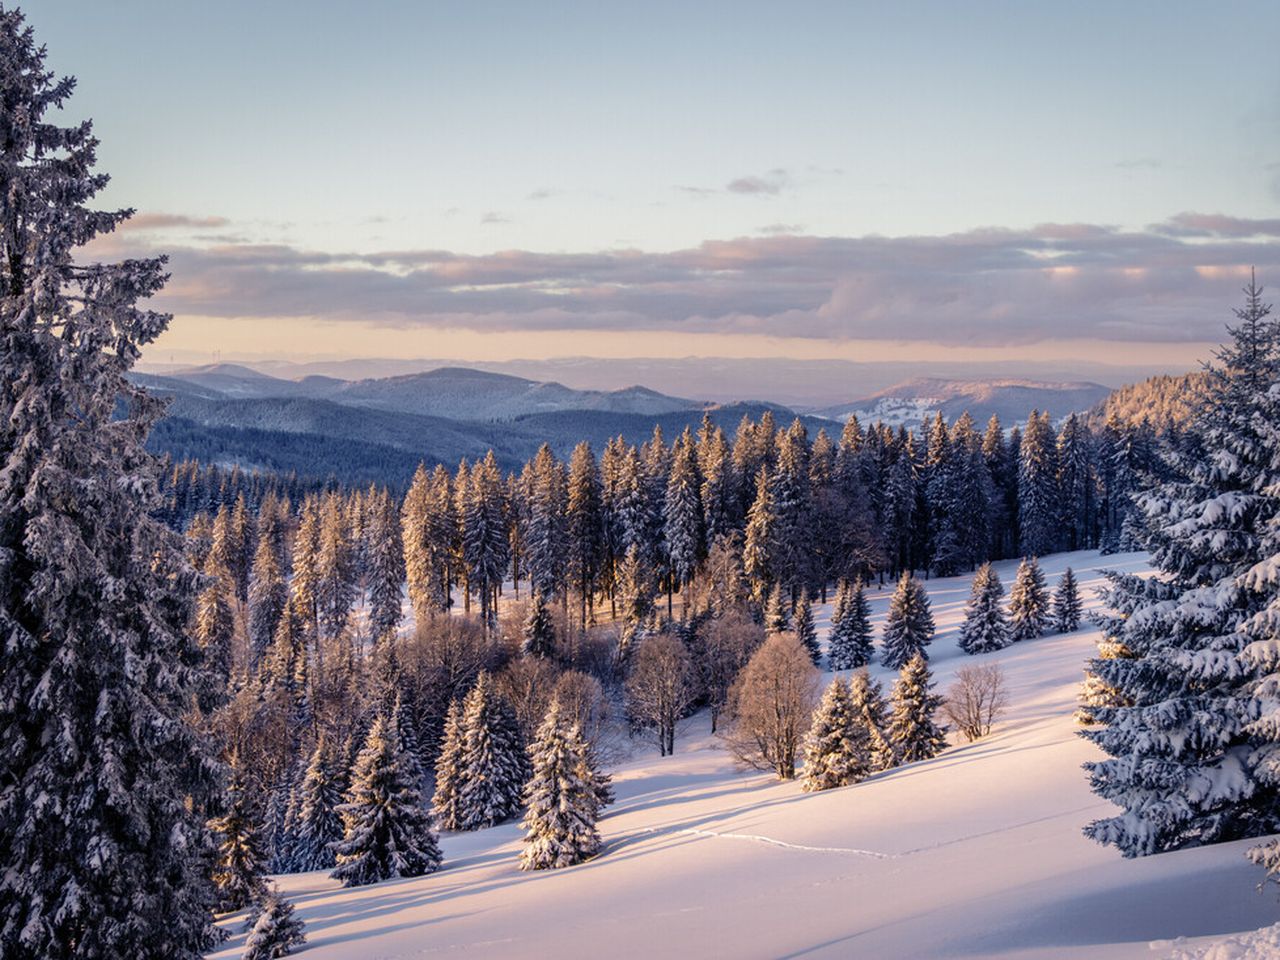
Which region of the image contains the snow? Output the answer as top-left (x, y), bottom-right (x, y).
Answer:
top-left (209, 550), bottom-right (1280, 960)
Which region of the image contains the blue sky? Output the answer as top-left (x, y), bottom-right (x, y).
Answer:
top-left (26, 0), bottom-right (1280, 366)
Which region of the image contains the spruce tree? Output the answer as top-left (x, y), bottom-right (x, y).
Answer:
top-left (793, 592), bottom-right (821, 665)
top-left (242, 890), bottom-right (306, 960)
top-left (764, 581), bottom-right (790, 634)
top-left (1051, 567), bottom-right (1084, 633)
top-left (432, 699), bottom-right (465, 830)
top-left (880, 572), bottom-right (935, 669)
top-left (802, 678), bottom-right (872, 791)
top-left (957, 563), bottom-right (1011, 654)
top-left (1008, 556), bottom-right (1050, 641)
top-left (366, 487), bottom-right (405, 643)
top-left (566, 441), bottom-right (605, 628)
top-left (209, 767), bottom-right (268, 912)
top-left (742, 466), bottom-right (776, 603)
top-left (828, 578), bottom-right (875, 670)
top-left (1084, 277), bottom-right (1280, 857)
top-left (331, 714), bottom-right (443, 887)
top-left (519, 700), bottom-right (604, 870)
top-left (887, 654), bottom-right (948, 764)
top-left (457, 673), bottom-right (528, 829)
top-left (0, 14), bottom-right (222, 955)
top-left (1018, 411), bottom-right (1061, 557)
top-left (664, 429), bottom-right (705, 600)
top-left (292, 739), bottom-right (345, 872)
top-left (849, 670), bottom-right (896, 771)
top-left (523, 590), bottom-right (557, 658)
top-left (249, 524), bottom-right (289, 669)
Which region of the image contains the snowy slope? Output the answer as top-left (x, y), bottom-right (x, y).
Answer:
top-left (210, 551), bottom-right (1280, 960)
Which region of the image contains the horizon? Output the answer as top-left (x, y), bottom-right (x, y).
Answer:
top-left (29, 0), bottom-right (1280, 380)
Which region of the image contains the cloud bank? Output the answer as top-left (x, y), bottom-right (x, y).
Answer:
top-left (90, 213), bottom-right (1280, 346)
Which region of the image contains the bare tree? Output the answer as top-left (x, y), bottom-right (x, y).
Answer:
top-left (722, 633), bottom-right (821, 779)
top-left (625, 632), bottom-right (696, 756)
top-left (553, 669), bottom-right (619, 763)
top-left (496, 656), bottom-right (563, 743)
top-left (943, 663), bottom-right (1009, 741)
top-left (696, 608), bottom-right (765, 732)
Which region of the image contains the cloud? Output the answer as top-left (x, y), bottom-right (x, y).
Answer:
top-left (1153, 212), bottom-right (1280, 238)
top-left (480, 212), bottom-right (512, 224)
top-left (1115, 158), bottom-right (1162, 170)
top-left (726, 168), bottom-right (790, 195)
top-left (86, 212), bottom-right (1280, 347)
top-left (526, 188), bottom-right (558, 201)
top-left (121, 213), bottom-right (230, 231)
top-left (758, 223), bottom-right (804, 235)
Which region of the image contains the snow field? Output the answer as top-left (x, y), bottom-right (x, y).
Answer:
top-left (210, 550), bottom-right (1280, 959)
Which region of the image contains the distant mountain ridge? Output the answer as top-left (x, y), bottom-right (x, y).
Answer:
top-left (815, 377), bottom-right (1113, 430)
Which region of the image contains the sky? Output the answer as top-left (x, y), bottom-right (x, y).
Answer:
top-left (27, 0), bottom-right (1280, 374)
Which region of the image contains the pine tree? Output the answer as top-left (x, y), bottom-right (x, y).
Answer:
top-left (828, 579), bottom-right (875, 669)
top-left (793, 592), bottom-right (821, 664)
top-left (519, 700), bottom-right (604, 870)
top-left (849, 670), bottom-right (896, 771)
top-left (463, 452), bottom-right (510, 630)
top-left (764, 581), bottom-right (790, 634)
top-left (242, 890), bottom-right (306, 960)
top-left (457, 673), bottom-right (528, 829)
top-left (331, 714), bottom-right (443, 887)
top-left (770, 421), bottom-right (814, 595)
top-left (432, 699), bottom-right (465, 830)
top-left (366, 487), bottom-right (405, 643)
top-left (292, 739), bottom-right (345, 872)
top-left (1057, 414), bottom-right (1095, 551)
top-left (526, 445), bottom-right (569, 601)
top-left (209, 767), bottom-right (268, 912)
top-left (1051, 567), bottom-right (1083, 633)
top-left (664, 429), bottom-right (705, 601)
top-left (315, 492), bottom-right (356, 644)
top-left (249, 522), bottom-right (289, 669)
top-left (880, 573), bottom-right (935, 669)
top-left (742, 466), bottom-right (776, 604)
top-left (1008, 556), bottom-right (1050, 641)
top-left (523, 590), bottom-right (557, 658)
top-left (887, 654), bottom-right (948, 764)
top-left (802, 678), bottom-right (872, 791)
top-left (566, 441), bottom-right (605, 628)
top-left (957, 563), bottom-right (1011, 654)
top-left (1018, 411), bottom-right (1062, 557)
top-left (1084, 277), bottom-right (1280, 857)
top-left (194, 577), bottom-right (236, 693)
top-left (0, 16), bottom-right (222, 955)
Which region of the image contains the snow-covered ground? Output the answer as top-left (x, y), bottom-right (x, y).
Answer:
top-left (211, 550), bottom-right (1280, 959)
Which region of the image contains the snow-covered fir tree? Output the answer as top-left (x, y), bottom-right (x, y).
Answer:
top-left (523, 590), bottom-right (557, 658)
top-left (209, 766), bottom-right (268, 912)
top-left (292, 739), bottom-right (345, 872)
top-left (0, 15), bottom-right (222, 955)
top-left (249, 523), bottom-right (289, 670)
top-left (1051, 567), bottom-right (1083, 633)
top-left (432, 699), bottom-right (465, 831)
top-left (664, 429), bottom-right (706, 600)
top-left (1008, 556), bottom-right (1050, 641)
top-left (881, 572), bottom-right (935, 669)
top-left (194, 577), bottom-right (236, 694)
top-left (331, 713), bottom-right (443, 887)
top-left (1083, 276), bottom-right (1280, 857)
top-left (957, 563), bottom-right (1011, 654)
top-left (242, 889), bottom-right (306, 960)
top-left (458, 673), bottom-right (529, 829)
top-left (794, 592), bottom-right (821, 664)
top-left (519, 699), bottom-right (604, 870)
top-left (566, 441), bottom-right (605, 628)
top-left (1018, 411), bottom-right (1061, 557)
top-left (848, 669), bottom-right (897, 771)
top-left (742, 466), bottom-right (776, 603)
top-left (828, 579), bottom-right (875, 670)
top-left (764, 580), bottom-right (790, 634)
top-left (365, 487), bottom-right (405, 643)
top-left (887, 654), bottom-right (948, 764)
top-left (802, 678), bottom-right (872, 791)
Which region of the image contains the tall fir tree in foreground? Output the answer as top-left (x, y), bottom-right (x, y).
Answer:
top-left (793, 592), bottom-right (821, 664)
top-left (1084, 277), bottom-right (1280, 857)
top-left (828, 579), bottom-right (874, 669)
top-left (802, 678), bottom-right (872, 791)
top-left (849, 670), bottom-right (896, 771)
top-left (957, 563), bottom-right (1011, 654)
top-left (887, 654), bottom-right (948, 764)
top-left (1008, 557), bottom-right (1050, 641)
top-left (881, 573), bottom-right (935, 669)
top-left (1051, 567), bottom-right (1083, 633)
top-left (242, 890), bottom-right (306, 960)
top-left (0, 13), bottom-right (222, 956)
top-left (331, 714), bottom-right (443, 887)
top-left (519, 700), bottom-right (606, 870)
top-left (457, 673), bottom-right (529, 829)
